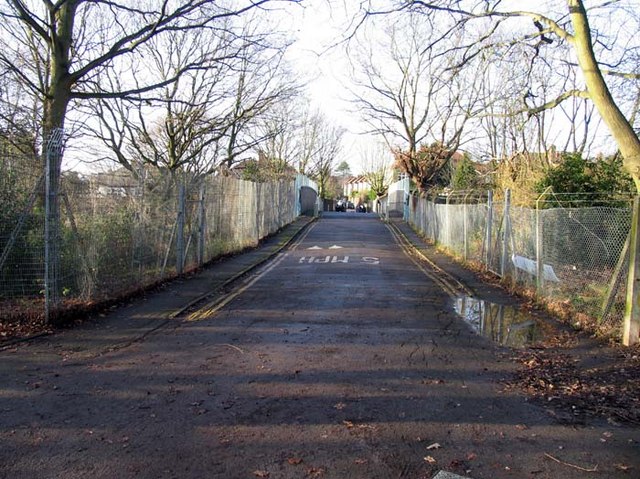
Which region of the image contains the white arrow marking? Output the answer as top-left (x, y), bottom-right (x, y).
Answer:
top-left (329, 245), bottom-right (343, 249)
top-left (307, 246), bottom-right (322, 250)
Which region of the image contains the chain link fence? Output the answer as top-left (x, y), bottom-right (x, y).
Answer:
top-left (405, 186), bottom-right (634, 336)
top-left (0, 157), bottom-right (46, 320)
top-left (0, 158), bottom-right (313, 325)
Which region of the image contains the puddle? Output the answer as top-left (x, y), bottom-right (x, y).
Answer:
top-left (453, 296), bottom-right (554, 348)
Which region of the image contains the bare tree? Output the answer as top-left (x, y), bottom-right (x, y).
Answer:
top-left (0, 69), bottom-right (37, 156)
top-left (357, 1), bottom-right (640, 189)
top-left (303, 111), bottom-right (344, 198)
top-left (86, 14), bottom-right (299, 182)
top-left (361, 142), bottom-right (393, 198)
top-left (0, 1), bottom-right (301, 172)
top-left (221, 21), bottom-right (300, 170)
top-left (257, 101), bottom-right (304, 170)
top-left (86, 27), bottom-right (233, 182)
top-left (349, 9), bottom-right (485, 189)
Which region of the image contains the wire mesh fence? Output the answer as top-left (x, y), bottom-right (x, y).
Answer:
top-left (0, 159), bottom-right (310, 325)
top-left (0, 156), bottom-right (46, 319)
top-left (406, 187), bottom-right (635, 336)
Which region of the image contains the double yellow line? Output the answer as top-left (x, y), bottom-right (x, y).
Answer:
top-left (187, 220), bottom-right (318, 321)
top-left (385, 220), bottom-right (473, 299)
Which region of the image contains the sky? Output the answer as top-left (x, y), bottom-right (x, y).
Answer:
top-left (282, 1), bottom-right (387, 176)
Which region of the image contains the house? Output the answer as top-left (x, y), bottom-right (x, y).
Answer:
top-left (343, 175), bottom-right (370, 199)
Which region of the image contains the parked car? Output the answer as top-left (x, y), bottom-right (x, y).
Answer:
top-left (356, 203), bottom-right (367, 213)
top-left (335, 199), bottom-right (347, 212)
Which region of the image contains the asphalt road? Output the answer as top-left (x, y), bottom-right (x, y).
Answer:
top-left (1, 212), bottom-right (638, 479)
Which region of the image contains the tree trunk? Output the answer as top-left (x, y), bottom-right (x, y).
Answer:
top-left (569, 0), bottom-right (640, 191)
top-left (42, 1), bottom-right (78, 316)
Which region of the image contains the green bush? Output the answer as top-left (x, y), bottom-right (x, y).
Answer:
top-left (536, 152), bottom-right (634, 206)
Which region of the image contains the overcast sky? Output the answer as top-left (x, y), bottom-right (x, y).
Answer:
top-left (284, 1), bottom-right (387, 176)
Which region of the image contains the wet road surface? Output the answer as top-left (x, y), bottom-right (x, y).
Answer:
top-left (1, 212), bottom-right (638, 478)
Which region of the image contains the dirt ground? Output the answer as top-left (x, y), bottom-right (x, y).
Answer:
top-left (1, 214), bottom-right (639, 479)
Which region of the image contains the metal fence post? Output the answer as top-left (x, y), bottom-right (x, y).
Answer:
top-left (536, 204), bottom-right (543, 295)
top-left (500, 189), bottom-right (511, 278)
top-left (485, 190), bottom-right (493, 268)
top-left (44, 128), bottom-right (64, 322)
top-left (463, 191), bottom-right (470, 261)
top-left (623, 196), bottom-right (640, 346)
top-left (445, 193), bottom-right (451, 249)
top-left (256, 182), bottom-right (261, 239)
top-left (176, 184), bottom-right (186, 275)
top-left (535, 189), bottom-right (546, 295)
top-left (197, 184), bottom-right (206, 267)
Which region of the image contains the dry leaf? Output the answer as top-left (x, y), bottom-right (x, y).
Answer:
top-left (426, 442), bottom-right (442, 450)
top-left (306, 467), bottom-right (325, 477)
top-left (614, 463), bottom-right (631, 472)
top-left (253, 471), bottom-right (269, 478)
top-left (424, 456), bottom-right (437, 464)
top-left (354, 458), bottom-right (368, 464)
top-left (287, 457), bottom-right (303, 465)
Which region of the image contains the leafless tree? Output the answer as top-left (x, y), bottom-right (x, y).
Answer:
top-left (255, 99), bottom-right (307, 177)
top-left (85, 27), bottom-right (232, 182)
top-left (0, 0), bottom-right (301, 177)
top-left (303, 110), bottom-right (344, 198)
top-left (0, 68), bottom-right (38, 156)
top-left (349, 9), bottom-right (485, 189)
top-left (361, 142), bottom-right (393, 198)
top-left (220, 22), bottom-right (300, 170)
top-left (355, 0), bottom-right (640, 189)
top-left (85, 15), bottom-right (299, 182)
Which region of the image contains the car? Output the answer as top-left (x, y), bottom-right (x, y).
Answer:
top-left (335, 200), bottom-right (346, 212)
top-left (356, 203), bottom-right (367, 213)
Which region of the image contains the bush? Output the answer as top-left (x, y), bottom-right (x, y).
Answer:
top-left (535, 152), bottom-right (634, 207)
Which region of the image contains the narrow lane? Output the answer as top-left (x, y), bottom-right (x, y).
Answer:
top-left (1, 213), bottom-right (638, 479)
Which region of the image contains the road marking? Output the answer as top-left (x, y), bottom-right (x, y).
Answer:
top-left (188, 252), bottom-right (289, 321)
top-left (306, 244), bottom-right (343, 250)
top-left (385, 222), bottom-right (462, 298)
top-left (298, 256), bottom-right (379, 265)
top-left (290, 222), bottom-right (318, 251)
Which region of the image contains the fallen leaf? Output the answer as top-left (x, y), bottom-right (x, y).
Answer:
top-left (334, 402), bottom-right (346, 410)
top-left (343, 420), bottom-right (354, 428)
top-left (306, 467), bottom-right (325, 477)
top-left (287, 457), bottom-right (303, 465)
top-left (424, 456), bottom-right (437, 464)
top-left (426, 442), bottom-right (442, 450)
top-left (253, 471), bottom-right (269, 478)
top-left (354, 458), bottom-right (368, 464)
top-left (467, 452), bottom-right (477, 461)
top-left (614, 463), bottom-right (631, 472)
